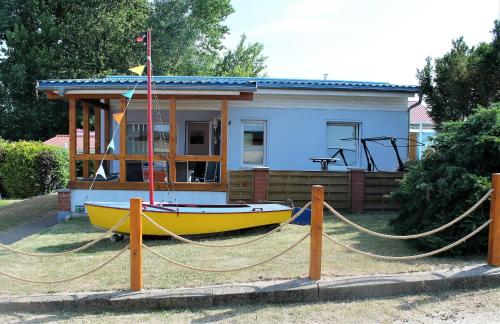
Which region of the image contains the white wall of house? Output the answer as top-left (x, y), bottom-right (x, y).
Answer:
top-left (72, 189), bottom-right (227, 211)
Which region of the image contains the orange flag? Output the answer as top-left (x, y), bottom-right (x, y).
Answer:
top-left (113, 112), bottom-right (124, 124)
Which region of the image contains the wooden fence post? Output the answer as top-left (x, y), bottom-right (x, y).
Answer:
top-left (309, 185), bottom-right (324, 280)
top-left (130, 197), bottom-right (143, 291)
top-left (488, 173), bottom-right (500, 266)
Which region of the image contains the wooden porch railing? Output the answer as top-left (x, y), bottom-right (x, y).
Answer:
top-left (67, 97), bottom-right (229, 193)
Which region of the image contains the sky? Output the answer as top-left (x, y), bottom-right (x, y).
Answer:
top-left (223, 0), bottom-right (500, 85)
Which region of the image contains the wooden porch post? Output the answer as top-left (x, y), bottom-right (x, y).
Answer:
top-left (104, 99), bottom-right (110, 148)
top-left (119, 97), bottom-right (127, 182)
top-left (169, 98), bottom-right (176, 182)
top-left (82, 102), bottom-right (90, 177)
top-left (94, 105), bottom-right (101, 155)
top-left (221, 100), bottom-right (228, 186)
top-left (103, 99), bottom-right (110, 172)
top-left (68, 98), bottom-right (77, 181)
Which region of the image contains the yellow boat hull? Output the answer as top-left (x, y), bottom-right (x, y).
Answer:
top-left (86, 203), bottom-right (292, 236)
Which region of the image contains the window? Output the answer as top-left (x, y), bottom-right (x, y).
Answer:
top-left (127, 123), bottom-right (169, 154)
top-left (326, 122), bottom-right (359, 166)
top-left (243, 121), bottom-right (266, 166)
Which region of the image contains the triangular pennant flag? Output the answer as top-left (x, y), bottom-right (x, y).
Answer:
top-left (113, 112), bottom-right (124, 124)
top-left (122, 89), bottom-right (134, 99)
top-left (107, 137), bottom-right (115, 151)
top-left (128, 65), bottom-right (145, 75)
top-left (96, 164), bottom-right (106, 180)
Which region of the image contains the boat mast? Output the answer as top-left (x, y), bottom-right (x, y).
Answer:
top-left (146, 28), bottom-right (155, 205)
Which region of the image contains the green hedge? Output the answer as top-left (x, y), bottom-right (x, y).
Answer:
top-left (0, 138), bottom-right (7, 197)
top-left (0, 141), bottom-right (69, 198)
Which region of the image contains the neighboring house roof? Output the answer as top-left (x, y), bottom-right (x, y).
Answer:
top-left (44, 129), bottom-right (95, 153)
top-left (37, 76), bottom-right (420, 94)
top-left (409, 101), bottom-right (434, 125)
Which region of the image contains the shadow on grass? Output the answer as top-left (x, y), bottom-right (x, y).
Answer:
top-left (321, 212), bottom-right (482, 262)
top-left (33, 218), bottom-right (283, 253)
top-left (34, 240), bottom-right (128, 254)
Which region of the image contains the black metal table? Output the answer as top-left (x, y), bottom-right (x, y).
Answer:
top-left (309, 158), bottom-right (338, 171)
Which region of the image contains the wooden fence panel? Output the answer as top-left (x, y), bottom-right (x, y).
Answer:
top-left (268, 171), bottom-right (350, 209)
top-left (364, 172), bottom-right (403, 211)
top-left (228, 170), bottom-right (253, 202)
top-left (228, 170), bottom-right (404, 212)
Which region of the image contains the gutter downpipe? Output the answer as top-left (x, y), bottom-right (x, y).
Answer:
top-left (407, 91), bottom-right (423, 160)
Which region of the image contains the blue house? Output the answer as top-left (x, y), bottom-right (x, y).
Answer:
top-left (37, 76), bottom-right (419, 211)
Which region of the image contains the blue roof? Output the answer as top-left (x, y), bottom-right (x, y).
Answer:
top-left (37, 76), bottom-right (419, 94)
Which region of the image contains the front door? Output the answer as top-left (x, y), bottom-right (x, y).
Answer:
top-left (186, 121), bottom-right (210, 155)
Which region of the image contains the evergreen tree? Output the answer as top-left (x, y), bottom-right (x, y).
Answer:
top-left (418, 20), bottom-right (500, 127)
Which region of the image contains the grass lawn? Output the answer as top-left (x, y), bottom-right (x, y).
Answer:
top-left (0, 211), bottom-right (484, 296)
top-left (0, 199), bottom-right (19, 207)
top-left (2, 286), bottom-right (499, 322)
top-left (0, 194), bottom-right (57, 232)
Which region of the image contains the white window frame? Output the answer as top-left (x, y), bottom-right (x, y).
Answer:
top-left (241, 120), bottom-right (267, 167)
top-left (326, 122), bottom-right (361, 168)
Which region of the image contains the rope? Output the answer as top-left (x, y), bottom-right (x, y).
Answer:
top-left (0, 244), bottom-right (129, 283)
top-left (142, 233), bottom-right (310, 272)
top-left (324, 189), bottom-right (492, 240)
top-left (141, 202), bottom-right (312, 248)
top-left (0, 214), bottom-right (130, 257)
top-left (322, 219), bottom-right (491, 261)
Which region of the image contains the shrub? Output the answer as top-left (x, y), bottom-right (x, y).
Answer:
top-left (35, 149), bottom-right (69, 195)
top-left (0, 141), bottom-right (69, 198)
top-left (391, 105), bottom-right (500, 255)
top-left (0, 138), bottom-right (8, 197)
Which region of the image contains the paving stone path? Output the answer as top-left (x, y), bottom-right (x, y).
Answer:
top-left (0, 211), bottom-right (58, 244)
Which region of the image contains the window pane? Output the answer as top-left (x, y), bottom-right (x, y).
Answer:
top-left (326, 123), bottom-right (358, 166)
top-left (127, 123), bottom-right (169, 154)
top-left (243, 122), bottom-right (265, 165)
top-left (327, 124), bottom-right (356, 150)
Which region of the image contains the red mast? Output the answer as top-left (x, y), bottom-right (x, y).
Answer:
top-left (146, 29), bottom-right (155, 205)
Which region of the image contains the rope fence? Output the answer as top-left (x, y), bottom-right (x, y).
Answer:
top-left (324, 189), bottom-right (492, 240)
top-left (0, 173), bottom-right (497, 289)
top-left (0, 214), bottom-right (130, 257)
top-left (141, 202), bottom-right (311, 248)
top-left (0, 244), bottom-right (129, 284)
top-left (142, 232), bottom-right (310, 273)
top-left (323, 220), bottom-right (491, 261)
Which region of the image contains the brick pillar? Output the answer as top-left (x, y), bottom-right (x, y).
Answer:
top-left (349, 169), bottom-right (365, 213)
top-left (57, 189), bottom-right (72, 221)
top-left (253, 167), bottom-right (269, 203)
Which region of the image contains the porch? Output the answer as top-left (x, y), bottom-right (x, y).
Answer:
top-left (48, 89), bottom-right (254, 193)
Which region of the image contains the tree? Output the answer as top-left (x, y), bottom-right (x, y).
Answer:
top-left (0, 0), bottom-right (268, 141)
top-left (149, 0), bottom-right (233, 75)
top-left (418, 20), bottom-right (500, 127)
top-left (215, 34), bottom-right (267, 77)
top-left (149, 1), bottom-right (266, 76)
top-left (0, 0), bottom-right (148, 140)
top-left (390, 105), bottom-right (500, 255)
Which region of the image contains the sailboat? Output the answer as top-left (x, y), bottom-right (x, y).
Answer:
top-left (85, 29), bottom-right (292, 236)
